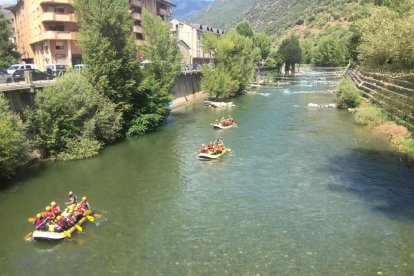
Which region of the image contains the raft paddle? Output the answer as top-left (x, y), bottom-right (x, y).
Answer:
top-left (74, 224), bottom-right (82, 232)
top-left (86, 215), bottom-right (95, 222)
top-left (23, 231), bottom-right (33, 240)
top-left (24, 218), bottom-right (48, 240)
top-left (63, 229), bottom-right (71, 238)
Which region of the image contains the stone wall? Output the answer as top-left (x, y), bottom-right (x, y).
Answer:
top-left (348, 66), bottom-right (414, 131)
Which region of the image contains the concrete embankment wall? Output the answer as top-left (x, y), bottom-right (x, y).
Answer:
top-left (3, 89), bottom-right (35, 113)
top-left (171, 71), bottom-right (206, 109)
top-left (2, 71), bottom-right (205, 113)
top-left (348, 66), bottom-right (414, 131)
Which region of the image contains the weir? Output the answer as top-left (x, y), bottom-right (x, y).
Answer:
top-left (0, 71), bottom-right (204, 112)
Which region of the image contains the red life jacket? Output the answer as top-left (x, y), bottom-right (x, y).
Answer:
top-left (51, 206), bottom-right (60, 215)
top-left (44, 211), bottom-right (54, 220)
top-left (34, 217), bottom-right (44, 227)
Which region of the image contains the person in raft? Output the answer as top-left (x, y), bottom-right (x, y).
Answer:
top-left (50, 201), bottom-right (61, 216)
top-left (44, 206), bottom-right (55, 220)
top-left (33, 213), bottom-right (47, 230)
top-left (54, 215), bottom-right (74, 232)
top-left (79, 197), bottom-right (91, 211)
top-left (199, 144), bottom-right (208, 153)
top-left (66, 191), bottom-right (78, 205)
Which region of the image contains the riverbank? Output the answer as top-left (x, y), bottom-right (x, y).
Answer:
top-left (349, 98), bottom-right (414, 164)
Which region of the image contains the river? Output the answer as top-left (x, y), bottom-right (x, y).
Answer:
top-left (1, 69), bottom-right (414, 275)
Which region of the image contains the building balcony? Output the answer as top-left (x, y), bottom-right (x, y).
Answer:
top-left (133, 25), bottom-right (143, 33)
top-left (158, 8), bottom-right (171, 17)
top-left (129, 0), bottom-right (141, 7)
top-left (39, 0), bottom-right (73, 5)
top-left (131, 12), bottom-right (142, 21)
top-left (41, 12), bottom-right (76, 23)
top-left (31, 31), bottom-right (76, 44)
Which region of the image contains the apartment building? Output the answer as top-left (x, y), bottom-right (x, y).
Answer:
top-left (170, 18), bottom-right (224, 67)
top-left (8, 0), bottom-right (175, 70)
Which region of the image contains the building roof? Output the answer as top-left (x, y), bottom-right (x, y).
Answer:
top-left (177, 39), bottom-right (191, 49)
top-left (158, 0), bottom-right (176, 8)
top-left (191, 24), bottom-right (225, 35)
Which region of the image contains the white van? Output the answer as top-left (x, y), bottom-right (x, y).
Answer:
top-left (74, 64), bottom-right (88, 71)
top-left (7, 64), bottom-right (37, 75)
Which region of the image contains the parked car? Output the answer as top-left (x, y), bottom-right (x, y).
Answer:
top-left (0, 71), bottom-right (10, 83)
top-left (6, 69), bottom-right (53, 83)
top-left (74, 64), bottom-right (88, 71)
top-left (45, 64), bottom-right (67, 77)
top-left (7, 64), bottom-right (37, 75)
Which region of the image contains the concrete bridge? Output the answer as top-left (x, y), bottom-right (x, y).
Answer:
top-left (1, 70), bottom-right (203, 112)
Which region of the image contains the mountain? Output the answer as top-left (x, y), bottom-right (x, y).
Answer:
top-left (189, 0), bottom-right (372, 34)
top-left (171, 0), bottom-right (212, 19)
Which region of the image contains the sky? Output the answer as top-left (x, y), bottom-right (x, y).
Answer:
top-left (0, 0), bottom-right (15, 7)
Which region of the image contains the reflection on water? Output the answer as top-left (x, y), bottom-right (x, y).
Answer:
top-left (1, 69), bottom-right (414, 275)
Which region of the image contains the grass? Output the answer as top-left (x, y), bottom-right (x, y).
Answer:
top-left (401, 137), bottom-right (414, 157)
top-left (354, 102), bottom-right (386, 127)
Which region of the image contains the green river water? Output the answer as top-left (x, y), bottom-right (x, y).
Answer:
top-left (1, 69), bottom-right (414, 275)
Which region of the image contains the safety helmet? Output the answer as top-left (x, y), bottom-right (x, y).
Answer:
top-left (68, 191), bottom-right (73, 195)
top-left (51, 201), bottom-right (56, 206)
top-left (56, 216), bottom-right (62, 220)
top-left (82, 196), bottom-right (87, 201)
top-left (36, 213), bottom-right (41, 218)
top-left (45, 206), bottom-right (51, 211)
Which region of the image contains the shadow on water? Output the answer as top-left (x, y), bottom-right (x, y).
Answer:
top-left (0, 161), bottom-right (52, 191)
top-left (325, 148), bottom-right (414, 221)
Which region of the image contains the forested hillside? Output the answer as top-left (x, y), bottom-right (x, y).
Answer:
top-left (190, 0), bottom-right (371, 34)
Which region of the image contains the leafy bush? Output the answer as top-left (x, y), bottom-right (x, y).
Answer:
top-left (336, 77), bottom-right (361, 108)
top-left (354, 104), bottom-right (386, 127)
top-left (127, 113), bottom-right (165, 137)
top-left (57, 137), bottom-right (102, 161)
top-left (401, 137), bottom-right (414, 156)
top-left (295, 18), bottom-right (305, 25)
top-left (26, 72), bottom-right (122, 159)
top-left (0, 94), bottom-right (29, 180)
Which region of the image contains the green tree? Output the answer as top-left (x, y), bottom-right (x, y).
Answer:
top-left (201, 30), bottom-right (255, 99)
top-left (0, 94), bottom-right (29, 180)
top-left (127, 11), bottom-right (181, 136)
top-left (0, 13), bottom-right (20, 67)
top-left (201, 66), bottom-right (236, 99)
top-left (312, 35), bottom-right (348, 66)
top-left (278, 36), bottom-right (302, 74)
top-left (253, 32), bottom-right (271, 61)
top-left (300, 38), bottom-right (315, 64)
top-left (26, 72), bottom-right (122, 160)
top-left (357, 0), bottom-right (414, 69)
top-left (265, 51), bottom-right (284, 70)
top-left (74, 0), bottom-right (140, 116)
top-left (235, 21), bottom-right (254, 38)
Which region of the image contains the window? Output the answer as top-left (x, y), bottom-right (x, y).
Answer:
top-left (56, 54), bottom-right (66, 64)
top-left (48, 23), bottom-right (65, 31)
top-left (56, 41), bottom-right (64, 50)
top-left (55, 6), bottom-right (65, 13)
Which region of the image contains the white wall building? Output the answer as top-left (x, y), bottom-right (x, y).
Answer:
top-left (170, 18), bottom-right (224, 69)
